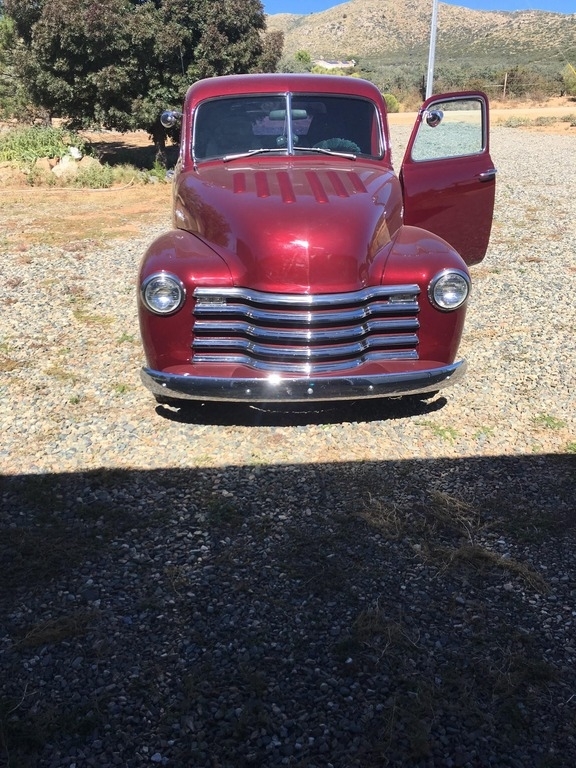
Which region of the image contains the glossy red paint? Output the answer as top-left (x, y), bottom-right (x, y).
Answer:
top-left (138, 75), bottom-right (495, 404)
top-left (173, 160), bottom-right (403, 293)
top-left (381, 226), bottom-right (468, 364)
top-left (401, 91), bottom-right (496, 265)
top-left (138, 230), bottom-right (233, 371)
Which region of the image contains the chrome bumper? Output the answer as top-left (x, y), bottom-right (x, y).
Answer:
top-left (141, 360), bottom-right (466, 403)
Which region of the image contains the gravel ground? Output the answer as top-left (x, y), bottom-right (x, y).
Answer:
top-left (1, 126), bottom-right (575, 768)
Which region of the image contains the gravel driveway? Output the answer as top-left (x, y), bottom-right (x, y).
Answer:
top-left (1, 126), bottom-right (575, 767)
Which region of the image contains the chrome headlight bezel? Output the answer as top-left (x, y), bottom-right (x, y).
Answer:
top-left (141, 272), bottom-right (186, 315)
top-left (428, 269), bottom-right (470, 312)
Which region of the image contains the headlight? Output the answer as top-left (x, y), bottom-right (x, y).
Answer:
top-left (141, 272), bottom-right (185, 315)
top-left (428, 269), bottom-right (470, 311)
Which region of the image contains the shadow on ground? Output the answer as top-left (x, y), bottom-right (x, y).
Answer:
top-left (90, 140), bottom-right (180, 171)
top-left (1, 454), bottom-right (574, 767)
top-left (154, 394), bottom-right (447, 427)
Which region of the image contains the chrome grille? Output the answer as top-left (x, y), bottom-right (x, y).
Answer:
top-left (192, 285), bottom-right (420, 374)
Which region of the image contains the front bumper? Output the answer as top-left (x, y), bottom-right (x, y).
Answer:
top-left (141, 360), bottom-right (466, 403)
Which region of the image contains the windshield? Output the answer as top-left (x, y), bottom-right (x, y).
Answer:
top-left (193, 93), bottom-right (383, 161)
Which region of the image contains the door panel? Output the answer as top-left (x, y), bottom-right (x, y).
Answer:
top-left (400, 92), bottom-right (496, 265)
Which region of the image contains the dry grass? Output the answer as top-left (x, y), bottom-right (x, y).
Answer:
top-left (15, 611), bottom-right (97, 649)
top-left (0, 184), bottom-right (170, 251)
top-left (424, 543), bottom-right (549, 592)
top-left (360, 490), bottom-right (549, 592)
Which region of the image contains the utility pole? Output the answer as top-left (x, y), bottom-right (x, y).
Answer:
top-left (425, 0), bottom-right (439, 99)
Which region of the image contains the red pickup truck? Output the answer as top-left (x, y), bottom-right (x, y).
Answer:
top-left (138, 73), bottom-right (495, 406)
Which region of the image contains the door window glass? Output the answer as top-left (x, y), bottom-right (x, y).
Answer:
top-left (411, 98), bottom-right (484, 162)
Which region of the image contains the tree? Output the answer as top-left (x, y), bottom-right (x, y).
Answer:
top-left (279, 49), bottom-right (312, 74)
top-left (562, 63), bottom-right (576, 97)
top-left (3, 0), bottom-right (283, 155)
top-left (0, 11), bottom-right (32, 117)
top-left (0, 13), bottom-right (15, 114)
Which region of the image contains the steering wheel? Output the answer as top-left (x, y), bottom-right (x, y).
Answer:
top-left (314, 138), bottom-right (361, 153)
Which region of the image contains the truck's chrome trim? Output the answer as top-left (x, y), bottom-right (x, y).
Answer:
top-left (193, 303), bottom-right (420, 324)
top-left (191, 348), bottom-right (418, 374)
top-left (193, 318), bottom-right (419, 340)
top-left (194, 285), bottom-right (420, 307)
top-left (193, 285), bottom-right (421, 370)
top-left (193, 334), bottom-right (417, 356)
top-left (142, 360), bottom-right (466, 403)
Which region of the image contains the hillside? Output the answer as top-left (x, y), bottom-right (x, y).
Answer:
top-left (266, 0), bottom-right (576, 69)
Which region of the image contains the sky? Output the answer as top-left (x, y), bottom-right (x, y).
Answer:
top-left (263, 1), bottom-right (573, 15)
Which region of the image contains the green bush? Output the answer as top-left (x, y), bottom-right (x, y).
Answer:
top-left (383, 93), bottom-right (400, 113)
top-left (0, 125), bottom-right (89, 164)
top-left (72, 163), bottom-right (115, 188)
top-left (501, 116), bottom-right (532, 128)
top-left (23, 161), bottom-right (160, 188)
top-left (562, 64), bottom-right (576, 97)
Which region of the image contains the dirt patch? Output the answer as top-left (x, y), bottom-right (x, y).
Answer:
top-left (0, 129), bottom-right (178, 251)
top-left (0, 184), bottom-right (171, 251)
top-left (83, 129), bottom-right (153, 148)
top-left (389, 103), bottom-right (576, 133)
top-left (490, 103), bottom-right (576, 134)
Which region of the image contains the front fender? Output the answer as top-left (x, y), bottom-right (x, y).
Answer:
top-left (139, 229), bottom-right (233, 285)
top-left (382, 226), bottom-right (470, 364)
top-left (138, 230), bottom-right (234, 371)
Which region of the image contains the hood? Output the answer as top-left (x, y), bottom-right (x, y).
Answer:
top-left (174, 159), bottom-right (403, 293)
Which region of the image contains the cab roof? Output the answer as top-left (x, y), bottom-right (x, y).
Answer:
top-left (184, 73), bottom-right (384, 109)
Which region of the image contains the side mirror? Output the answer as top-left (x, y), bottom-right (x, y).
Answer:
top-left (160, 110), bottom-right (183, 129)
top-left (424, 109), bottom-right (444, 128)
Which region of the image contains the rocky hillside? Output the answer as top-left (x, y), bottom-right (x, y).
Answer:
top-left (267, 0), bottom-right (576, 67)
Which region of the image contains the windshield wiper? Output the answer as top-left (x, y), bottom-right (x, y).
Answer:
top-left (293, 146), bottom-right (357, 160)
top-left (218, 145), bottom-right (358, 162)
top-left (221, 148), bottom-right (287, 162)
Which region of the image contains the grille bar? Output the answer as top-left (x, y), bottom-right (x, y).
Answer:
top-left (192, 350), bottom-right (419, 375)
top-left (194, 333), bottom-right (418, 359)
top-left (193, 300), bottom-right (418, 325)
top-left (194, 285), bottom-right (420, 308)
top-left (193, 318), bottom-right (419, 343)
top-left (192, 285), bottom-right (420, 373)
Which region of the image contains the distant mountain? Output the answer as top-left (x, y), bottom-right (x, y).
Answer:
top-left (266, 0), bottom-right (576, 69)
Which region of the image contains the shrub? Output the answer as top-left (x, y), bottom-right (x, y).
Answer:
top-left (72, 163), bottom-right (115, 188)
top-left (0, 125), bottom-right (89, 164)
top-left (561, 64), bottom-right (576, 97)
top-left (383, 93), bottom-right (400, 113)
